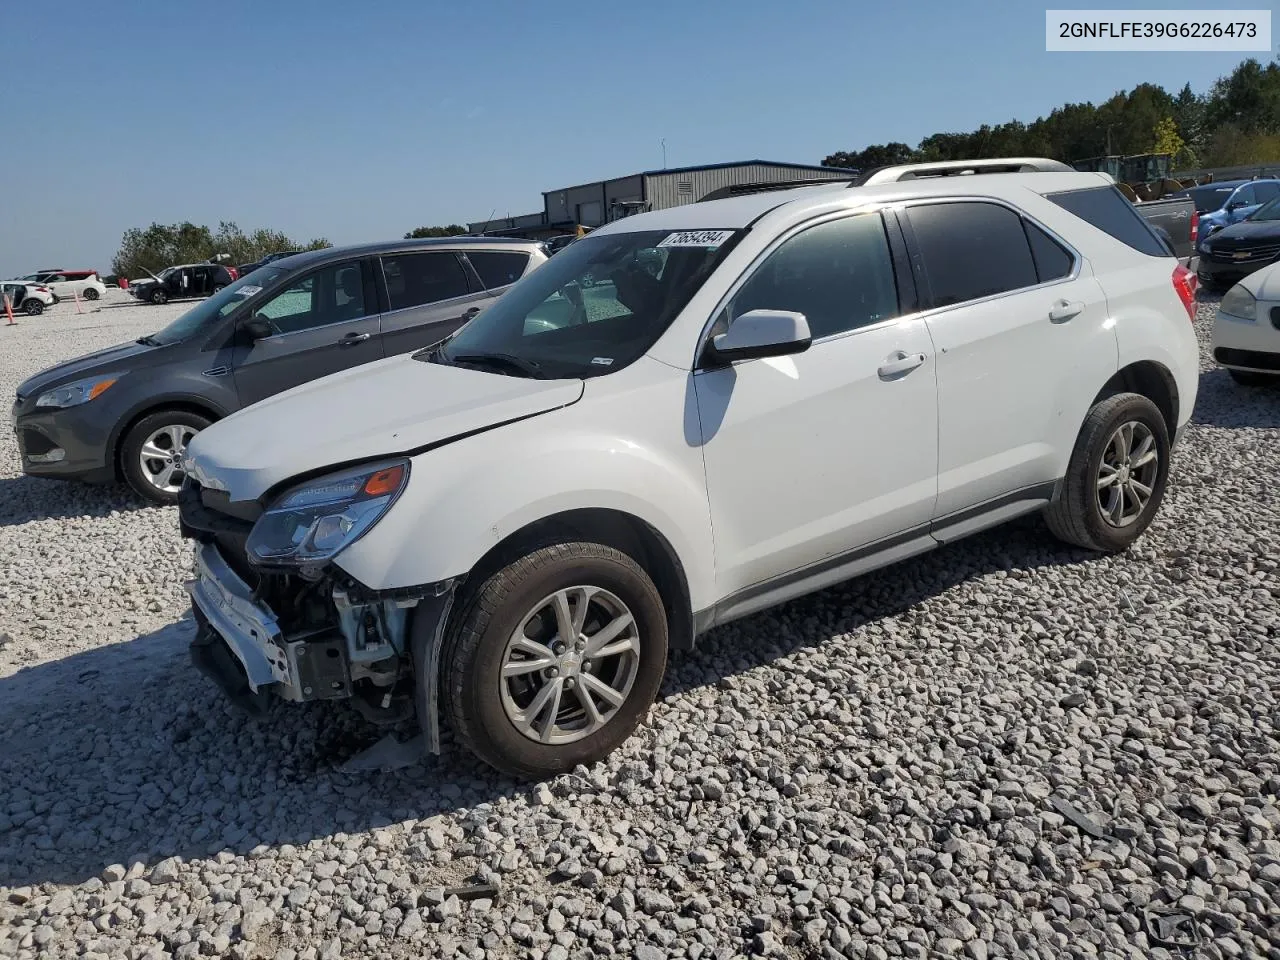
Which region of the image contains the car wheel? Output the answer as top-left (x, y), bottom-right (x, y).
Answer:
top-left (1196, 275), bottom-right (1225, 294)
top-left (1229, 369), bottom-right (1275, 386)
top-left (50, 294), bottom-right (60, 304)
top-left (82, 287), bottom-right (100, 301)
top-left (440, 541), bottom-right (668, 779)
top-left (150, 289), bottom-right (167, 305)
top-left (1043, 392), bottom-right (1171, 553)
top-left (23, 300), bottom-right (43, 316)
top-left (211, 284), bottom-right (226, 295)
top-left (120, 410), bottom-right (211, 504)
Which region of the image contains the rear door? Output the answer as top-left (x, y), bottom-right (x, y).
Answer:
top-left (231, 259), bottom-right (384, 406)
top-left (377, 250), bottom-right (491, 357)
top-left (902, 199), bottom-right (1115, 524)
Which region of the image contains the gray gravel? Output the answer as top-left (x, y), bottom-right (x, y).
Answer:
top-left (1, 290), bottom-right (1278, 959)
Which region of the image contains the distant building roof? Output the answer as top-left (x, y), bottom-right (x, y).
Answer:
top-left (542, 160), bottom-right (857, 195)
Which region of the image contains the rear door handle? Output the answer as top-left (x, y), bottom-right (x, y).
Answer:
top-left (338, 331), bottom-right (371, 346)
top-left (877, 351), bottom-right (926, 379)
top-left (1049, 299), bottom-right (1085, 323)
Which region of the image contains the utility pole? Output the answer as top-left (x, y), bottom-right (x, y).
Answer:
top-left (661, 139), bottom-right (667, 169)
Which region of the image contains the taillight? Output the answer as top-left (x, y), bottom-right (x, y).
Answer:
top-left (1190, 210), bottom-right (1199, 246)
top-left (1172, 263), bottom-right (1197, 321)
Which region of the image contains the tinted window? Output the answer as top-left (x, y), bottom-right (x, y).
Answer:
top-left (908, 202), bottom-right (1038, 307)
top-left (254, 262), bottom-right (368, 335)
top-left (1233, 185), bottom-right (1256, 206)
top-left (1186, 185), bottom-right (1238, 213)
top-left (1045, 186), bottom-right (1169, 258)
top-left (382, 252), bottom-right (470, 311)
top-left (725, 214), bottom-right (898, 339)
top-left (1024, 221), bottom-right (1073, 282)
top-left (468, 251), bottom-right (531, 290)
top-left (1254, 182), bottom-right (1280, 203)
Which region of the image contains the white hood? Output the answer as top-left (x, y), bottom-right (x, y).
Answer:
top-left (185, 353), bottom-right (584, 501)
top-left (1242, 261), bottom-right (1280, 302)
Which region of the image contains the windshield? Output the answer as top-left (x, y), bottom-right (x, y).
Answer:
top-left (430, 228), bottom-right (743, 378)
top-left (1247, 195), bottom-right (1280, 222)
top-left (147, 268), bottom-right (286, 346)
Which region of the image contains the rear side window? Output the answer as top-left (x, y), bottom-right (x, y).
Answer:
top-left (1251, 182), bottom-right (1279, 203)
top-left (468, 251), bottom-right (530, 290)
top-left (1024, 221), bottom-right (1073, 282)
top-left (381, 252), bottom-right (470, 311)
top-left (1045, 186), bottom-right (1169, 257)
top-left (907, 202), bottom-right (1038, 308)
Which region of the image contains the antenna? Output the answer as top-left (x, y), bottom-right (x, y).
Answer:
top-left (479, 207), bottom-right (496, 236)
top-left (661, 139), bottom-right (667, 169)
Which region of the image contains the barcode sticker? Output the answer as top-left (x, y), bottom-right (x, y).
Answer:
top-left (657, 230), bottom-right (734, 249)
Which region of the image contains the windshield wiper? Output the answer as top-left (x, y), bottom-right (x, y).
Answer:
top-left (450, 352), bottom-right (543, 378)
top-left (136, 335), bottom-right (161, 346)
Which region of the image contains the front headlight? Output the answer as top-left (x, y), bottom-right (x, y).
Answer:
top-left (246, 459), bottom-right (410, 566)
top-left (1220, 284), bottom-right (1257, 322)
top-left (35, 374), bottom-right (119, 409)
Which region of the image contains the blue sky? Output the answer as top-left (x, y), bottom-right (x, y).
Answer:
top-left (0, 0), bottom-right (1263, 276)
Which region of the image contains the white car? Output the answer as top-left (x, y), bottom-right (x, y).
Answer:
top-left (1211, 261), bottom-right (1280, 385)
top-left (14, 269), bottom-right (107, 302)
top-left (179, 158), bottom-right (1200, 778)
top-left (0, 280), bottom-right (54, 316)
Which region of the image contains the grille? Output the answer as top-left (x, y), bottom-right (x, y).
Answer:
top-left (1207, 242), bottom-right (1280, 261)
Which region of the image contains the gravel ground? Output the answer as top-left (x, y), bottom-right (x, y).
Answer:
top-left (1, 290), bottom-right (1278, 960)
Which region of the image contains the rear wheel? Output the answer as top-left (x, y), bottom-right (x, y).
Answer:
top-left (120, 410), bottom-right (211, 504)
top-left (150, 289), bottom-right (167, 305)
top-left (82, 287), bottom-right (99, 301)
top-left (1229, 369), bottom-right (1275, 386)
top-left (440, 541), bottom-right (668, 779)
top-left (24, 299), bottom-right (43, 316)
top-left (1044, 392), bottom-right (1171, 553)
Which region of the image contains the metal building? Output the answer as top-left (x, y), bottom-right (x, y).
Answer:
top-left (468, 160), bottom-right (857, 238)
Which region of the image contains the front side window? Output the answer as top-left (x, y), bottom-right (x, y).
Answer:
top-left (381, 252), bottom-right (470, 311)
top-left (429, 228), bottom-right (743, 378)
top-left (254, 262), bottom-right (367, 335)
top-left (1232, 185), bottom-right (1256, 207)
top-left (146, 267), bottom-right (288, 346)
top-left (468, 251), bottom-right (531, 290)
top-left (1253, 182), bottom-right (1280, 204)
top-left (723, 213), bottom-right (899, 339)
top-left (908, 202), bottom-right (1038, 307)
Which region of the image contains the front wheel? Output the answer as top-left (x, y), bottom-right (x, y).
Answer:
top-left (24, 300), bottom-right (43, 316)
top-left (440, 542), bottom-right (668, 779)
top-left (120, 410), bottom-right (211, 504)
top-left (211, 284), bottom-right (226, 295)
top-left (82, 287), bottom-right (100, 301)
top-left (150, 289), bottom-right (167, 305)
top-left (1043, 392), bottom-right (1171, 553)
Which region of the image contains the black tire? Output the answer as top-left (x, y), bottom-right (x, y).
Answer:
top-left (1229, 369), bottom-right (1275, 386)
top-left (211, 284), bottom-right (226, 295)
top-left (1044, 392), bottom-right (1171, 553)
top-left (82, 287), bottom-right (100, 301)
top-left (150, 289), bottom-right (167, 305)
top-left (1196, 275), bottom-right (1225, 294)
top-left (440, 541), bottom-right (668, 779)
top-left (119, 409), bottom-right (211, 504)
top-left (23, 300), bottom-right (43, 316)
top-left (51, 294), bottom-right (60, 304)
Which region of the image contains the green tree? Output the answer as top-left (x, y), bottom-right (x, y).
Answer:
top-left (822, 143), bottom-right (915, 171)
top-left (112, 221), bottom-right (331, 279)
top-left (404, 224), bottom-right (468, 239)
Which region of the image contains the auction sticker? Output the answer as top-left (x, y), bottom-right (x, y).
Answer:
top-left (657, 230), bottom-right (734, 248)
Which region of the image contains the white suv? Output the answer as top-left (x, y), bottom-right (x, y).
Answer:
top-left (179, 158), bottom-right (1200, 778)
top-left (15, 269), bottom-right (107, 302)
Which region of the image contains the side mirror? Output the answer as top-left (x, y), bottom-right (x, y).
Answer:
top-left (1227, 200), bottom-right (1246, 211)
top-left (243, 317), bottom-right (273, 341)
top-left (701, 310), bottom-right (812, 367)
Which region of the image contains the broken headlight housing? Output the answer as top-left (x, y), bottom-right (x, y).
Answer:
top-left (247, 459), bottom-right (410, 566)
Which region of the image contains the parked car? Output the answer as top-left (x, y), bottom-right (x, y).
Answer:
top-left (12, 237), bottom-right (549, 503)
top-left (175, 158), bottom-right (1199, 779)
top-left (1211, 259), bottom-right (1280, 385)
top-left (1171, 178), bottom-right (1280, 240)
top-left (13, 269), bottom-right (107, 302)
top-left (237, 250), bottom-right (304, 277)
top-left (1131, 194), bottom-right (1196, 260)
top-left (0, 281), bottom-right (54, 316)
top-left (1196, 193), bottom-right (1280, 291)
top-left (128, 264), bottom-right (238, 305)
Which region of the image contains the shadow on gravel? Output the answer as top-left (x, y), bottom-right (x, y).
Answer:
top-left (0, 516), bottom-right (1093, 889)
top-left (0, 475), bottom-right (150, 529)
top-left (1191, 369), bottom-right (1280, 430)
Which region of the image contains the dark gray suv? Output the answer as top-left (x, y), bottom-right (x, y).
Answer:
top-left (12, 237), bottom-right (548, 503)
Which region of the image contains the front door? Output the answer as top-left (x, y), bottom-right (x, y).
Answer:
top-left (231, 259), bottom-right (384, 406)
top-left (377, 250), bottom-right (493, 357)
top-left (693, 211), bottom-right (939, 596)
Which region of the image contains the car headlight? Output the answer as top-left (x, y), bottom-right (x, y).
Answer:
top-left (1219, 284), bottom-right (1256, 322)
top-left (35, 374), bottom-right (119, 409)
top-left (246, 459), bottom-right (410, 566)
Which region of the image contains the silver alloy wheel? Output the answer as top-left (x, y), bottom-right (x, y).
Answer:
top-left (500, 585), bottom-right (641, 745)
top-left (1096, 420), bottom-right (1158, 527)
top-left (138, 424), bottom-right (199, 494)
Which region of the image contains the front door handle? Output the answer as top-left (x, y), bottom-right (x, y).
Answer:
top-left (877, 351), bottom-right (926, 379)
top-left (338, 331), bottom-right (371, 346)
top-left (1049, 299), bottom-right (1085, 323)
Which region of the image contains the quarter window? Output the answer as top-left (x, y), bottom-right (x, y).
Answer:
top-left (1024, 221), bottom-right (1073, 283)
top-left (381, 252), bottom-right (470, 311)
top-left (908, 202), bottom-right (1038, 307)
top-left (468, 251), bottom-right (530, 290)
top-left (1044, 186), bottom-right (1169, 257)
top-left (725, 213), bottom-right (900, 340)
top-left (253, 262), bottom-right (368, 335)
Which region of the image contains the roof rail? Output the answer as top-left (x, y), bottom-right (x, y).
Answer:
top-left (854, 157), bottom-right (1074, 186)
top-left (698, 176), bottom-right (858, 203)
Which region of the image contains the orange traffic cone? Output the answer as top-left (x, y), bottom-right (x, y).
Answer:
top-left (4, 294), bottom-right (15, 326)
top-left (74, 288), bottom-right (84, 314)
